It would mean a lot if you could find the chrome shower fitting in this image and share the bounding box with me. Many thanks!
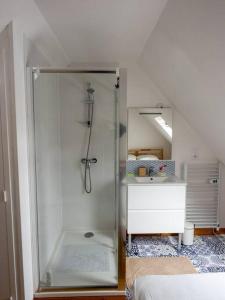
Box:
[86,83,95,128]
[82,83,96,193]
[81,158,97,168]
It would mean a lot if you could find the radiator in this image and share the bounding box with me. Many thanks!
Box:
[184,162,220,228]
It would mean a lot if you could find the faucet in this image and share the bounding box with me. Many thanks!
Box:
[149,166,155,176]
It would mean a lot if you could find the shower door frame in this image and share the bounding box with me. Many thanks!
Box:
[27,68,124,296]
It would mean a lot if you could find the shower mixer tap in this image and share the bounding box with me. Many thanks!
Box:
[81,158,97,167]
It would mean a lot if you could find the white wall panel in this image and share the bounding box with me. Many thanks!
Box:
[60,74,116,231]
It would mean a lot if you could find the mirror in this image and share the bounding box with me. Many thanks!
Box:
[127,107,172,160]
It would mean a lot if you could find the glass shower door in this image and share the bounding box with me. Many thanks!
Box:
[33,70,119,289]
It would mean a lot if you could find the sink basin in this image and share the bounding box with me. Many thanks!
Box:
[135,176,168,183]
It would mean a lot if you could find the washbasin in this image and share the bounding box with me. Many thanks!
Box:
[135,176,168,183]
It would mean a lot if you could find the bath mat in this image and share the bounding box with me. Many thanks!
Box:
[126,256,196,288]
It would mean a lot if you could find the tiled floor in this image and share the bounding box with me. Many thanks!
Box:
[126,235,225,273]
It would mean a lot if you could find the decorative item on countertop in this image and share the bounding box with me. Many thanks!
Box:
[158,164,167,176]
[138,166,147,177]
[149,166,155,176]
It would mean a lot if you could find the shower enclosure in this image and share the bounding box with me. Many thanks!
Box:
[31,69,120,290]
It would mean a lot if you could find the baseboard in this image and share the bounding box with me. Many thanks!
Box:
[128,228,225,237]
[194,228,225,235]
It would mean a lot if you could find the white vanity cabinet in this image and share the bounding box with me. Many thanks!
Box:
[127,180,186,250]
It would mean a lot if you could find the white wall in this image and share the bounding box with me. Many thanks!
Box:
[140,0,225,166]
[126,63,225,227]
[172,111,216,177]
[60,74,116,231]
[33,73,63,280]
[126,63,169,107]
[139,0,225,226]
[126,64,216,172]
[0,0,69,66]
[128,108,171,159]
[11,23,34,300]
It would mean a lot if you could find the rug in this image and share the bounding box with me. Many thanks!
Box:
[126,256,196,289]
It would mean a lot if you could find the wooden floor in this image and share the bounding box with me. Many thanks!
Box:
[34,297,125,300]
[194,228,225,235]
[145,228,225,237]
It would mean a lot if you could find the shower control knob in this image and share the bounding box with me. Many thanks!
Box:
[81,158,87,164]
[90,158,97,164]
[81,158,97,164]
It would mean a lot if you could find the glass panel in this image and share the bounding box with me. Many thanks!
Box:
[33,72,118,288]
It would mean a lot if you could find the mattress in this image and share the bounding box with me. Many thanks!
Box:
[128,154,137,160]
[136,155,159,160]
[133,273,225,300]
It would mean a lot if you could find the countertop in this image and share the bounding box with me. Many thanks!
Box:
[125,175,187,186]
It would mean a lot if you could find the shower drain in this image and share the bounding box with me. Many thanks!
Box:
[84,232,94,238]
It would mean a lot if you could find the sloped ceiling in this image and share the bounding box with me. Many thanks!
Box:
[140,0,225,164]
[34,0,167,63]
[3,0,223,162]
[0,0,69,65]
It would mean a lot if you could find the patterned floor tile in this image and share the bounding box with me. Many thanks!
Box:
[126,235,225,274]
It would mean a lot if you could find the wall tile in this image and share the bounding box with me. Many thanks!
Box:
[127,160,175,176]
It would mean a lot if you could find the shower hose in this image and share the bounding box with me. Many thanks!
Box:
[84,100,94,193]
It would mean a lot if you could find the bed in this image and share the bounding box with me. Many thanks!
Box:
[128,148,163,160]
[133,273,225,300]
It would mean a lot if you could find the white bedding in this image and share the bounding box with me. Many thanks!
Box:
[133,273,225,300]
[136,155,159,161]
[128,154,137,160]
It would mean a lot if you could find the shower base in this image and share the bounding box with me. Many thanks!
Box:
[42,230,118,288]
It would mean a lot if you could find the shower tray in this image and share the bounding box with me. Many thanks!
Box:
[41,230,118,288]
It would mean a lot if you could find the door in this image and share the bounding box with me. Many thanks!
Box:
[0,24,18,300]
[0,116,11,299]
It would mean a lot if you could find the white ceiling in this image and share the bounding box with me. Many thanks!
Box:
[34,0,167,64]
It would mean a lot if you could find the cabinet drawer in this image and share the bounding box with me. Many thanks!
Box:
[127,210,185,233]
[128,185,185,210]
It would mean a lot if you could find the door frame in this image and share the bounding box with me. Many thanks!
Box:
[0,23,24,300]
